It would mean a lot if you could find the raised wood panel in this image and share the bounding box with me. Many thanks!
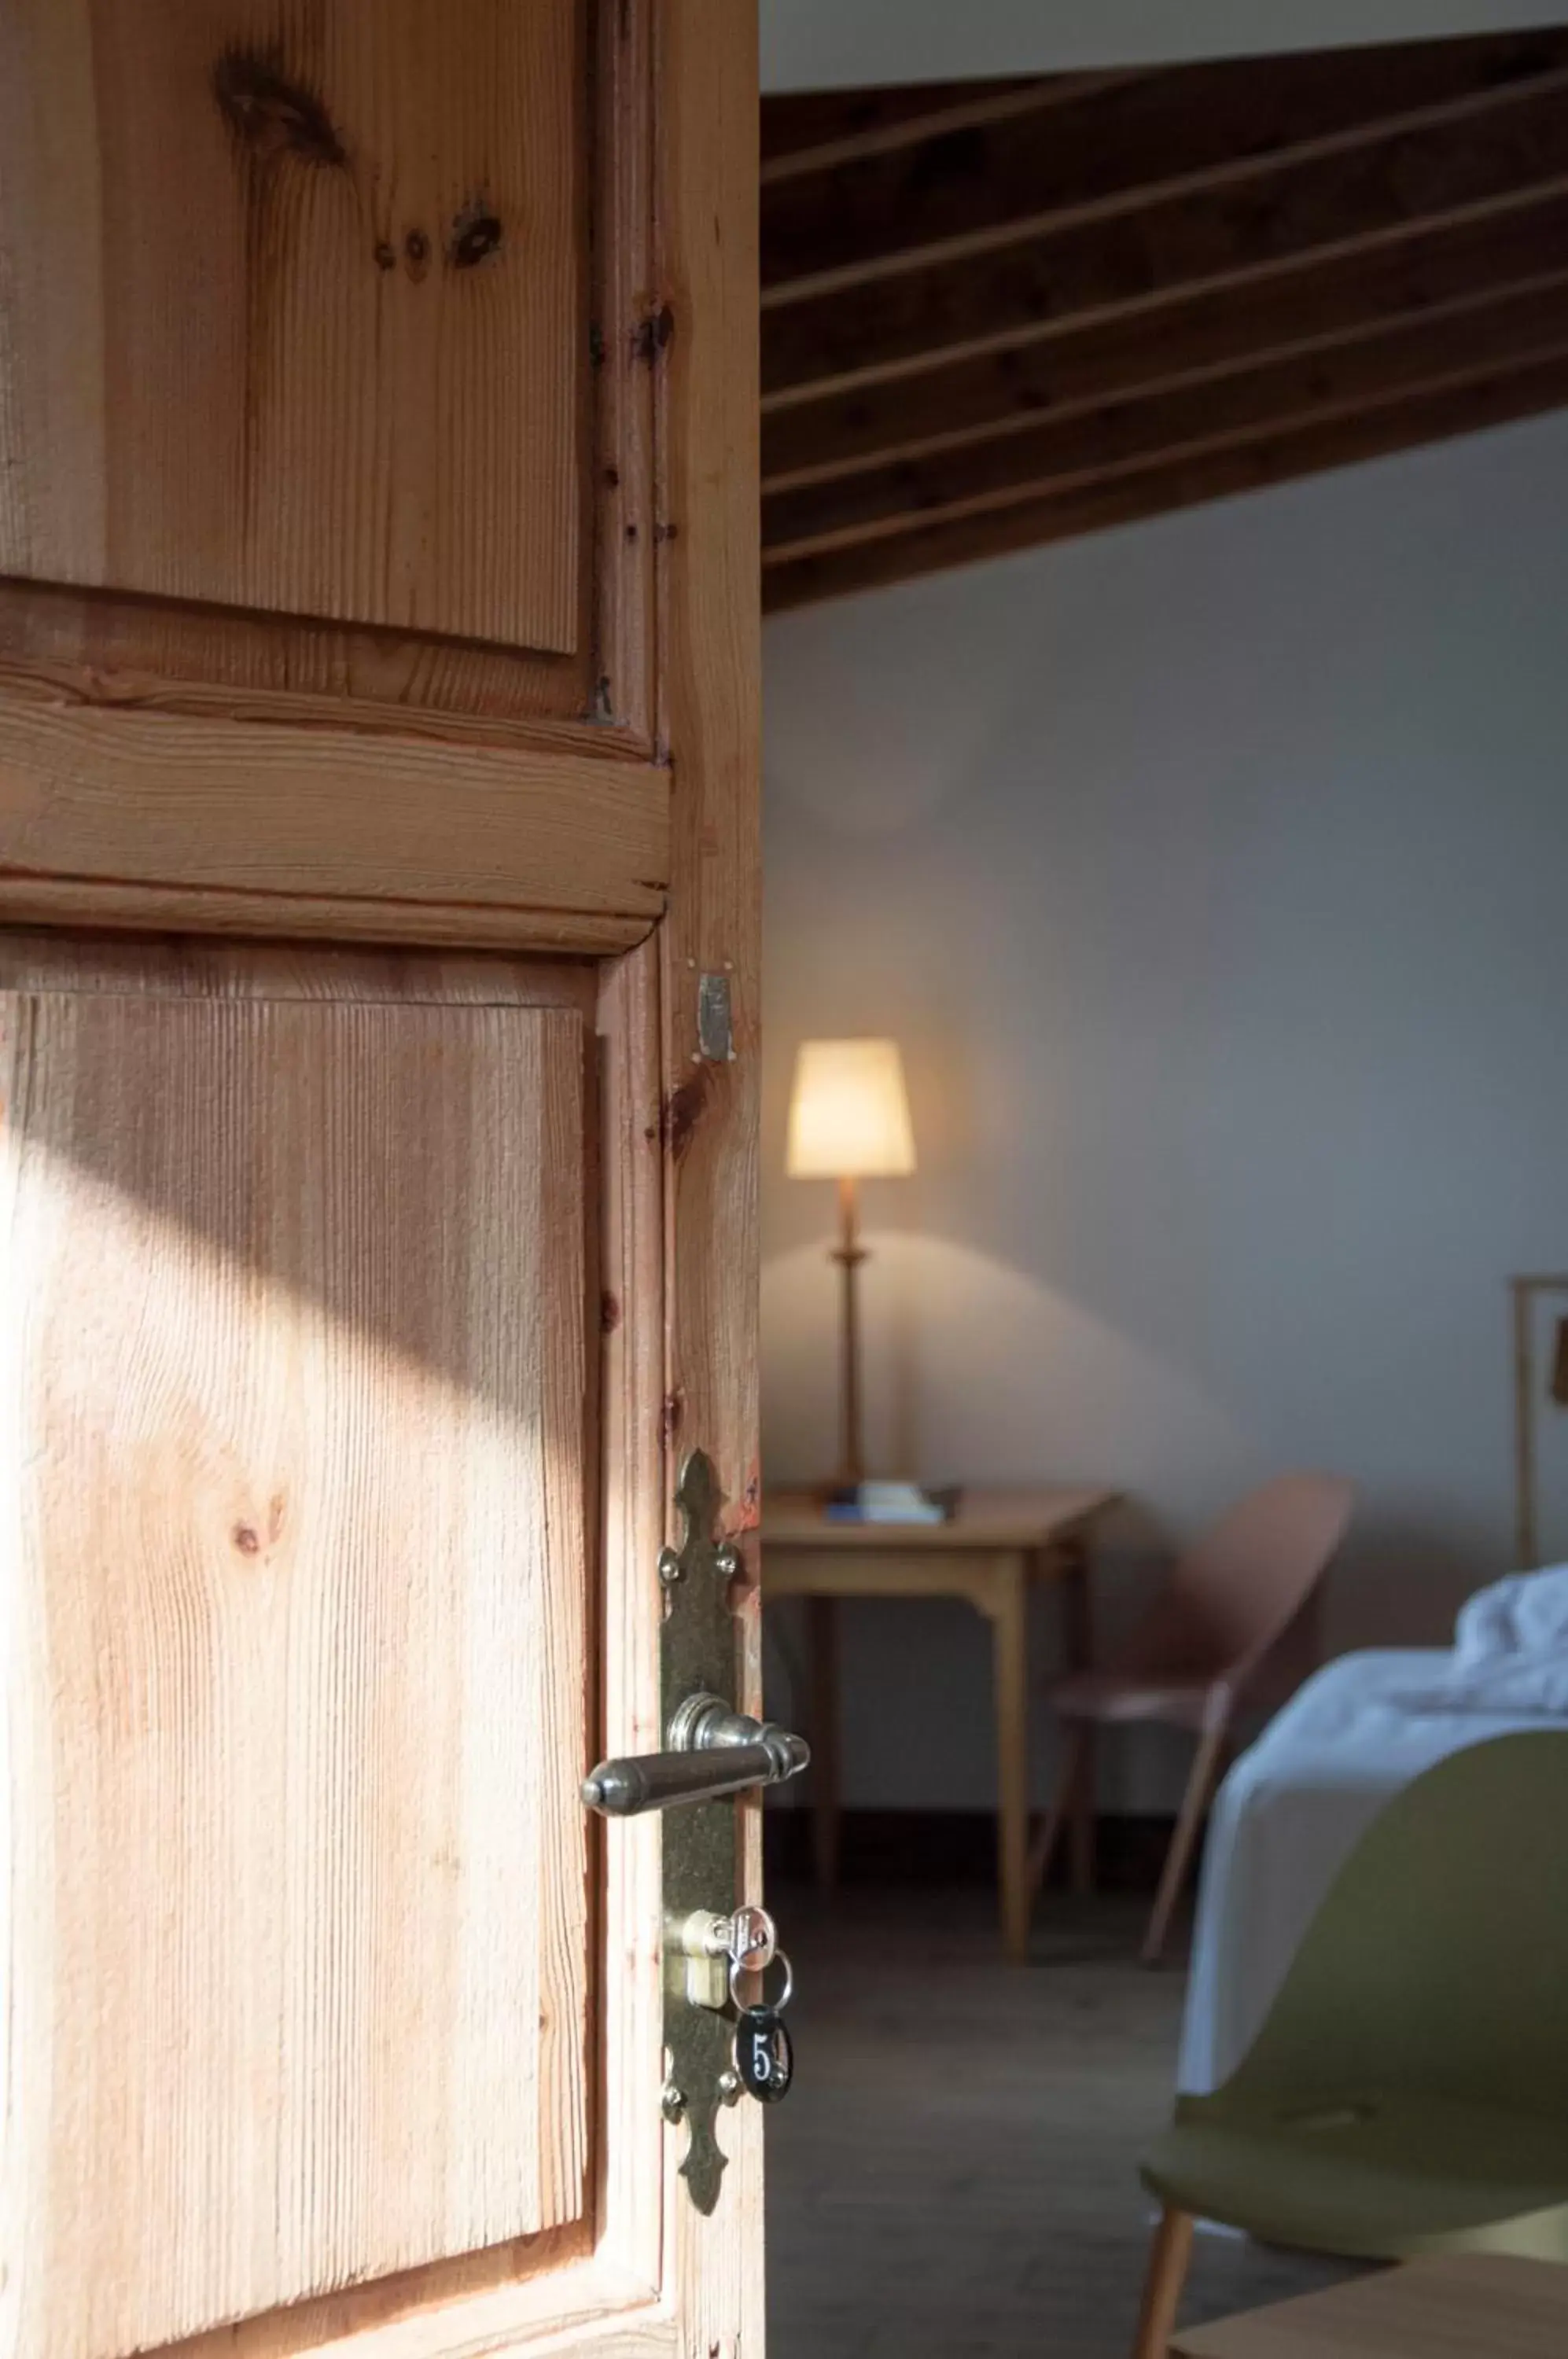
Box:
[0,0,585,654]
[0,989,593,2359]
[0,0,672,937]
[0,932,602,1012]
[0,876,654,954]
[0,577,602,737]
[0,684,669,948]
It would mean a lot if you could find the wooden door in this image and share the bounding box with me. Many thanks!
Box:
[0,5,761,2358]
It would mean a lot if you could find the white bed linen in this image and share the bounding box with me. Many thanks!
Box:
[1433,1563,1568,1713]
[1176,1648,1555,2094]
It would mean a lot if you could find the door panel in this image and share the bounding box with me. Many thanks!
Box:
[0,0,583,653]
[0,988,592,2359]
[0,0,760,2348]
[0,0,660,958]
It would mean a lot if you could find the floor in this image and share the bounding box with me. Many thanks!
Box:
[766,1886,1354,2359]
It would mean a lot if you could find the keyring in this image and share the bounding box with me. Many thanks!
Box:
[729,1947,793,2015]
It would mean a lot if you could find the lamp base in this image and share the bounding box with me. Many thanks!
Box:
[833,1176,866,1485]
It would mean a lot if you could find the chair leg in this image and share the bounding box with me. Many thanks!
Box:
[1069,1719,1097,1894]
[807,1596,841,1892]
[1143,1724,1228,1967]
[1025,1724,1087,1902]
[1130,2206,1194,2359]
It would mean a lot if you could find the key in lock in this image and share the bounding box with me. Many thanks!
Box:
[675,1904,777,2009]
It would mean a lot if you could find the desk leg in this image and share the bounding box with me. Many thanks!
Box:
[990,1554,1031,1963]
[808,1595,841,1891]
[1060,1537,1096,1895]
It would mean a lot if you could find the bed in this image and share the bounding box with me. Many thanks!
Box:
[1177,1647,1557,2093]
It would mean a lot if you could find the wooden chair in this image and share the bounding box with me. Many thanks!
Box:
[1027,1473,1353,1963]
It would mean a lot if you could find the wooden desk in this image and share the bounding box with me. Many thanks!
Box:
[1170,2254,1568,2357]
[761,1487,1119,1961]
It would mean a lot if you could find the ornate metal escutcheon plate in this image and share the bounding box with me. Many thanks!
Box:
[661,1449,745,2214]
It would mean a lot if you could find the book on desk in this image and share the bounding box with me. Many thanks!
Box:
[821,1480,962,1525]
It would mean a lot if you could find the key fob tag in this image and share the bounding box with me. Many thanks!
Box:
[734,2006,793,2103]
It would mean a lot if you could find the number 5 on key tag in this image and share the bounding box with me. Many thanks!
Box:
[729,1951,794,2103]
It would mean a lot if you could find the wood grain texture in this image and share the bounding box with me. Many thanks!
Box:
[0,0,584,653]
[0,877,651,955]
[0,0,664,745]
[1133,2209,1197,2359]
[1171,2253,1568,2357]
[0,945,671,2359]
[0,579,654,749]
[594,944,668,2305]
[652,0,764,2347]
[0,932,602,1014]
[0,683,669,939]
[0,988,593,2359]
[0,0,672,940]
[0,3,760,2353]
[156,2248,666,2359]
[0,579,602,736]
[653,0,761,1546]
[592,0,657,743]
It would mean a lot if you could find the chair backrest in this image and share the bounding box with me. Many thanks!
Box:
[1216,1731,1568,2120]
[1119,1472,1353,1688]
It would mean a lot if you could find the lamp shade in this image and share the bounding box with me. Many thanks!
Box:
[786,1038,915,1179]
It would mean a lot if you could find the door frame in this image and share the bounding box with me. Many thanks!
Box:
[523,0,767,2332]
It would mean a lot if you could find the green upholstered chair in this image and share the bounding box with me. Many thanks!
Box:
[1129,1730,1568,2358]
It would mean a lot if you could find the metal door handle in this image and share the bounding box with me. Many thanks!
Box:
[582,1691,811,1817]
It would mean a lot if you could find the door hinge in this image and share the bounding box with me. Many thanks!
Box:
[696,973,734,1063]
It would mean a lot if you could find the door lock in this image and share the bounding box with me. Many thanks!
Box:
[581,1452,802,2215]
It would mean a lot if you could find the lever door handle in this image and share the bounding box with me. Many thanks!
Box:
[582,1691,811,1817]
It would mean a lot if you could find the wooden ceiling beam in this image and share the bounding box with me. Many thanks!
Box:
[763,78,1045,173]
[762,34,1568,303]
[760,73,1133,187]
[761,197,1568,491]
[762,351,1568,610]
[761,72,1568,404]
[762,278,1568,562]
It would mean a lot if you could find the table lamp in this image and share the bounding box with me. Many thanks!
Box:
[786,1038,915,1484]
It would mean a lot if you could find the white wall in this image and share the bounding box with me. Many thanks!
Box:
[762,1,1567,90]
[760,411,1568,1812]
